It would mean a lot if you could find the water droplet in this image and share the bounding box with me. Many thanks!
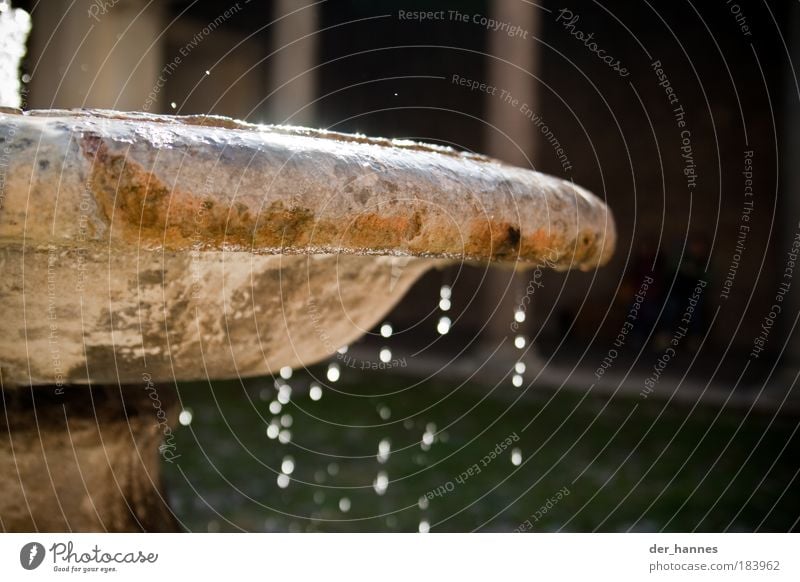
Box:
[418,496,429,510]
[514,335,526,349]
[514,310,526,323]
[437,316,451,335]
[377,438,391,463]
[378,405,391,420]
[373,471,389,495]
[327,463,339,476]
[515,362,526,374]
[281,456,295,475]
[178,409,193,426]
[170,101,177,109]
[269,400,282,415]
[279,366,293,379]
[266,423,279,439]
[338,497,351,512]
[309,384,323,401]
[280,413,293,428]
[277,473,290,488]
[511,448,522,466]
[380,323,393,337]
[21,73,30,83]
[440,285,452,299]
[379,348,392,363]
[327,363,340,382]
[422,432,434,446]
[278,429,292,444]
[418,520,430,533]
[337,345,348,354]
[512,374,523,387]
[439,297,451,311]
[277,384,292,404]
[205,70,210,75]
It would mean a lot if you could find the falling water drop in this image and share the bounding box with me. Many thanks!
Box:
[170,101,177,109]
[439,297,451,311]
[377,438,391,463]
[281,456,295,475]
[514,335,526,349]
[277,384,292,404]
[437,316,451,335]
[440,285,452,299]
[418,496,429,510]
[178,409,193,426]
[418,520,430,533]
[373,471,389,495]
[278,429,292,444]
[511,448,522,466]
[514,310,526,323]
[327,463,339,476]
[515,362,526,374]
[327,363,341,382]
[380,323,393,337]
[279,366,293,379]
[266,423,279,439]
[378,405,391,420]
[277,474,290,489]
[269,400,282,415]
[309,384,323,401]
[512,374,523,387]
[379,347,392,363]
[338,497,351,512]
[280,413,293,428]
[337,345,349,354]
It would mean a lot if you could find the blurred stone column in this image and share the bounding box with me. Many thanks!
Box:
[478,0,541,371]
[267,0,318,125]
[28,0,164,110]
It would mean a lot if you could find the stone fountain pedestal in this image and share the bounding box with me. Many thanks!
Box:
[0,108,615,531]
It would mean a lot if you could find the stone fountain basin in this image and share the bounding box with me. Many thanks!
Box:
[0,109,615,386]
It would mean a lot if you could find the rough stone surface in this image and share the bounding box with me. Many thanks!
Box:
[0,109,615,386]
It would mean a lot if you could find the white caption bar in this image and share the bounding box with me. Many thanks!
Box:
[0,533,797,580]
